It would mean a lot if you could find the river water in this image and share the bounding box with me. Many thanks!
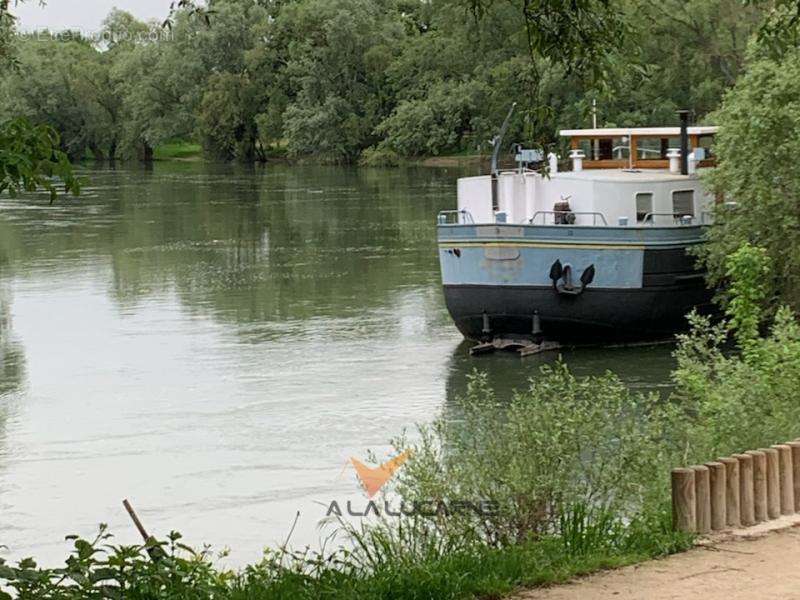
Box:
[0,163,674,567]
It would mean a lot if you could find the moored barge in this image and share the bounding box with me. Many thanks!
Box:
[437,120,718,342]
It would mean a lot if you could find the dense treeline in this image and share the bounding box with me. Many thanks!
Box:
[0,0,763,164]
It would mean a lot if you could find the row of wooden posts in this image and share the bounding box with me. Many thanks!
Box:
[671,441,800,533]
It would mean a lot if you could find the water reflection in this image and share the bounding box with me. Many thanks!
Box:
[0,283,24,535]
[443,341,676,415]
[0,288,25,397]
[0,163,674,567]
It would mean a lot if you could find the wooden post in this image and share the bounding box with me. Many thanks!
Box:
[123,498,150,542]
[692,465,711,533]
[761,447,781,519]
[122,499,163,561]
[772,444,794,515]
[672,468,696,532]
[787,441,800,512]
[718,457,740,527]
[706,461,726,530]
[746,450,768,522]
[733,453,755,526]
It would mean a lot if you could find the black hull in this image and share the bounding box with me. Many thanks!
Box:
[443,283,714,342]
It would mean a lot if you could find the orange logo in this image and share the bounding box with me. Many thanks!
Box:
[350,451,410,497]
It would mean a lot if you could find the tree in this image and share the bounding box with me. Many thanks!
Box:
[373,79,487,157]
[279,0,406,163]
[0,36,120,160]
[193,0,272,161]
[0,0,782,168]
[198,72,263,161]
[0,0,80,199]
[369,0,588,159]
[747,0,800,57]
[110,11,205,160]
[464,0,625,77]
[699,46,800,311]
[593,0,761,127]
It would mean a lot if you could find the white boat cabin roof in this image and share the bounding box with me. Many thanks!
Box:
[551,169,696,182]
[559,126,718,138]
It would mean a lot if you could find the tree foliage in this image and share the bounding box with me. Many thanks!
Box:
[0,0,770,165]
[0,117,81,203]
[699,46,800,311]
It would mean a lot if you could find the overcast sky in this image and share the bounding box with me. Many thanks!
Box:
[14,1,174,33]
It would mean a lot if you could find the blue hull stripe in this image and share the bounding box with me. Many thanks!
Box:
[437,223,706,291]
[439,246,644,289]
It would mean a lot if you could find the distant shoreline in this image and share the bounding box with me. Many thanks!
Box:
[79,143,493,168]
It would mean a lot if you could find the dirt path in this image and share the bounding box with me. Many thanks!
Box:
[518,525,800,600]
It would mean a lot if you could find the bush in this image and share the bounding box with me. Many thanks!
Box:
[0,526,229,600]
[673,245,800,462]
[391,364,680,547]
[358,145,401,167]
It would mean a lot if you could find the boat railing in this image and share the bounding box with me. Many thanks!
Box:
[529,211,608,226]
[437,209,475,225]
[641,212,701,226]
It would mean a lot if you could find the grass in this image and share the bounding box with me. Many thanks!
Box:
[262,528,690,599]
[230,539,685,600]
[0,521,692,600]
[153,141,203,161]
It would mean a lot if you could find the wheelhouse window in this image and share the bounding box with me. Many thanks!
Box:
[672,190,695,217]
[635,192,653,223]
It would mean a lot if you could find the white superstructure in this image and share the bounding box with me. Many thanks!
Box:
[454,124,719,228]
[457,169,714,227]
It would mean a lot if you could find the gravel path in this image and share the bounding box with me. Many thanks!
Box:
[518,525,800,600]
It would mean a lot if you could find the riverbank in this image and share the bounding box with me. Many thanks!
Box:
[147,141,491,167]
[0,520,692,599]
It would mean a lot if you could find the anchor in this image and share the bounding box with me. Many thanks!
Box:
[549,259,595,296]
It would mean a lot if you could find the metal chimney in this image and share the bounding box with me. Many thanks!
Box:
[677,110,689,175]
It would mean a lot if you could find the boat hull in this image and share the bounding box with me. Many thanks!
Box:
[443,283,712,341]
[438,223,713,342]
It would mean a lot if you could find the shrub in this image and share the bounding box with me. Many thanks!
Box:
[391,364,680,548]
[0,526,229,600]
[673,244,800,462]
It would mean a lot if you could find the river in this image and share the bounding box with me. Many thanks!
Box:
[0,163,674,567]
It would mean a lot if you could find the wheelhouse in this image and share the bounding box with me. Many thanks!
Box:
[560,126,718,170]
